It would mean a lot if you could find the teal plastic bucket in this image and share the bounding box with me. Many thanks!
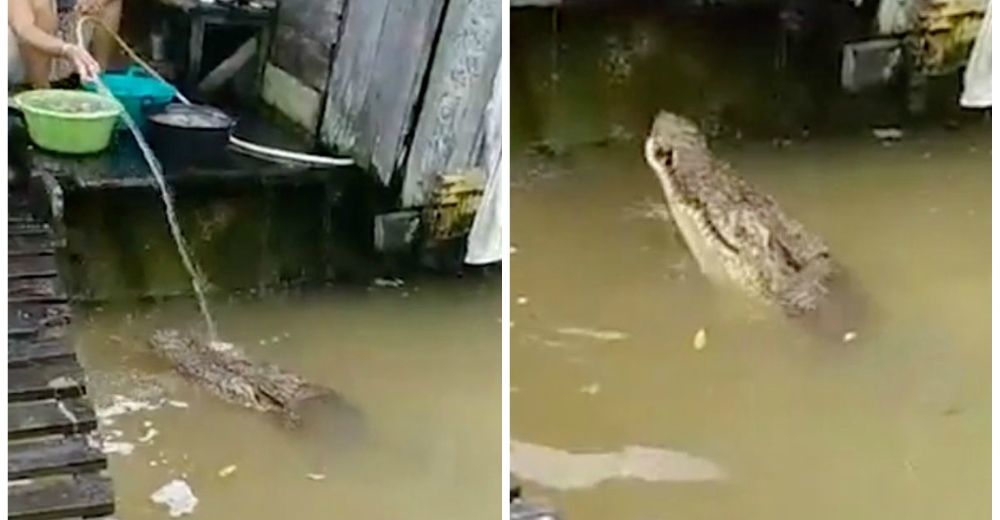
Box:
[83,66,177,130]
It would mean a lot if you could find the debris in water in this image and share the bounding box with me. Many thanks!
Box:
[168,400,190,409]
[97,395,162,419]
[580,383,601,395]
[103,441,135,456]
[151,479,199,517]
[517,296,529,305]
[555,327,628,341]
[511,246,519,254]
[872,127,903,141]
[210,341,234,352]
[47,376,77,388]
[218,465,237,478]
[57,400,79,423]
[306,473,327,481]
[694,329,708,350]
[511,440,726,490]
[139,428,159,443]
[843,331,858,343]
[373,277,405,288]
[143,420,153,428]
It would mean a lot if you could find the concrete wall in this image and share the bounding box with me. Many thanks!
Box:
[57,175,383,301]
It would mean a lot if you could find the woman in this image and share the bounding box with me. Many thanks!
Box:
[8,0,122,88]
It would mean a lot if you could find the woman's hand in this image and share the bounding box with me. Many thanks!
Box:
[62,44,101,82]
[75,0,106,15]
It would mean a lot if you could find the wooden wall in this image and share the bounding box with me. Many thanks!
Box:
[400,0,501,206]
[271,0,346,91]
[267,0,501,208]
[320,0,447,186]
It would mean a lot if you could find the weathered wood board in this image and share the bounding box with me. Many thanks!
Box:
[8,473,114,520]
[272,0,345,91]
[9,359,86,403]
[9,398,97,440]
[401,0,501,207]
[9,255,59,280]
[10,277,68,304]
[9,234,59,256]
[8,339,76,368]
[8,197,116,519]
[9,436,106,480]
[321,0,447,184]
[8,304,71,340]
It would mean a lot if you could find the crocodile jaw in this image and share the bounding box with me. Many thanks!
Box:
[644,138,732,284]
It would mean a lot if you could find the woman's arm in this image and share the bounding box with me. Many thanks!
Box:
[8,0,101,81]
[8,0,70,58]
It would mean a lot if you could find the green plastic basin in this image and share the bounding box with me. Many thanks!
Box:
[12,89,123,154]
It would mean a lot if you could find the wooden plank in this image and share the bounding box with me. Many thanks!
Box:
[8,304,72,340]
[271,0,345,90]
[9,339,76,368]
[199,37,259,94]
[364,0,448,184]
[9,359,86,402]
[9,436,106,480]
[9,473,114,520]
[9,255,59,279]
[9,234,58,256]
[9,277,68,304]
[321,0,392,163]
[9,398,97,440]
[401,0,501,206]
[9,221,50,236]
[321,0,446,185]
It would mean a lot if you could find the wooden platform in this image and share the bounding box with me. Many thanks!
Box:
[8,204,115,519]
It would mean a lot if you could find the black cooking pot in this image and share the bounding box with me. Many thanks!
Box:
[148,103,236,172]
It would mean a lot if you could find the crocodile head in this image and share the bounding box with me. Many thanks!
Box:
[643,112,738,283]
[643,111,711,201]
[642,111,845,325]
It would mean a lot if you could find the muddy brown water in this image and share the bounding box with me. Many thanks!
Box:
[511,127,990,519]
[76,278,499,519]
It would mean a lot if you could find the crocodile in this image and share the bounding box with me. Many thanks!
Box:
[643,111,863,338]
[149,329,363,431]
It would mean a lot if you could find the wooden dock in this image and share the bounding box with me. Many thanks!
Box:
[8,198,115,519]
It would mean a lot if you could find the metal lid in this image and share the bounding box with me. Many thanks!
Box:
[149,103,234,130]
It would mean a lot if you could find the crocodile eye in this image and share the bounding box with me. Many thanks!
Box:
[653,145,671,165]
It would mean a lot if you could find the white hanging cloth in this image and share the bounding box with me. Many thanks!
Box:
[961,0,992,108]
[465,67,503,265]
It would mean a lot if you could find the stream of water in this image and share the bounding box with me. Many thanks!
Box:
[105,84,218,341]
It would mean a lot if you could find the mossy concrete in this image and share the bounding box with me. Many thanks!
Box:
[55,174,388,301]
[511,6,972,152]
